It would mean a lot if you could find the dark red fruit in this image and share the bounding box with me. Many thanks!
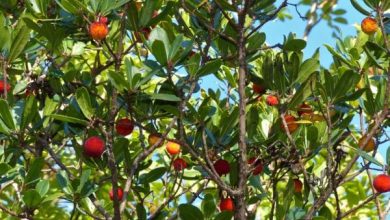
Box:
[115,118,134,136]
[293,179,303,193]
[298,103,313,117]
[173,158,187,171]
[84,136,105,158]
[109,187,123,201]
[214,159,230,176]
[248,157,263,175]
[219,197,234,212]
[252,83,265,95]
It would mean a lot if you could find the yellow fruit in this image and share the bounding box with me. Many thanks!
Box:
[358,135,375,152]
[148,134,163,147]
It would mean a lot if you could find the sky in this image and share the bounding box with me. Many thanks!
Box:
[201,0,388,164]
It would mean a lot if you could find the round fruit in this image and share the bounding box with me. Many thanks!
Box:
[298,103,313,117]
[115,118,134,136]
[89,21,109,40]
[0,80,11,94]
[84,136,105,158]
[99,16,108,24]
[248,157,263,175]
[166,141,180,155]
[361,17,378,35]
[214,159,230,176]
[148,133,163,147]
[373,174,390,193]
[281,115,298,133]
[109,187,123,201]
[266,95,279,106]
[173,158,187,171]
[293,179,303,193]
[252,83,265,95]
[358,135,375,152]
[135,27,152,42]
[219,198,234,212]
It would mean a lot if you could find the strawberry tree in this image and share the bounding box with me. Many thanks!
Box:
[0,0,389,219]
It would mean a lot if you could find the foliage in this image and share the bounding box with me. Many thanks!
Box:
[0,0,389,219]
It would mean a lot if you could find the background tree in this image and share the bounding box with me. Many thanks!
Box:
[0,0,389,219]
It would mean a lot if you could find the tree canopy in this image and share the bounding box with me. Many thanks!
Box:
[0,0,389,219]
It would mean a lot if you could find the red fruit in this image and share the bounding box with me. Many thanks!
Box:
[214,159,230,176]
[0,80,11,94]
[135,27,152,42]
[373,174,390,193]
[281,115,298,133]
[115,118,134,136]
[252,83,265,95]
[188,50,196,59]
[248,157,263,175]
[219,198,234,212]
[99,16,108,24]
[266,95,279,106]
[84,136,105,158]
[298,103,313,117]
[173,158,187,171]
[293,179,303,193]
[109,187,123,201]
[89,21,109,40]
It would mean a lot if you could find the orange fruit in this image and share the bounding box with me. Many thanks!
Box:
[166,141,180,155]
[89,21,109,40]
[281,115,298,133]
[358,135,375,152]
[361,17,378,35]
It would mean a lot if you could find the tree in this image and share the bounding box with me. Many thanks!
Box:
[0,0,389,219]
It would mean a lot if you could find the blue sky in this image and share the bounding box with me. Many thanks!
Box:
[200,1,388,163]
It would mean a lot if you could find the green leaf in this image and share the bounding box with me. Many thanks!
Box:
[56,171,73,194]
[23,189,42,208]
[197,59,222,77]
[294,58,319,84]
[152,40,168,65]
[138,167,166,184]
[214,211,233,220]
[49,114,89,126]
[324,44,353,67]
[36,179,50,197]
[386,146,390,167]
[284,39,307,52]
[347,145,382,166]
[150,93,181,102]
[71,42,86,56]
[0,99,15,129]
[139,0,157,27]
[25,157,45,187]
[350,0,371,16]
[21,94,38,130]
[0,163,11,176]
[75,87,94,120]
[8,22,30,62]
[136,203,147,220]
[333,70,360,101]
[168,34,183,60]
[108,71,127,92]
[201,194,216,218]
[178,204,204,220]
[77,169,91,193]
